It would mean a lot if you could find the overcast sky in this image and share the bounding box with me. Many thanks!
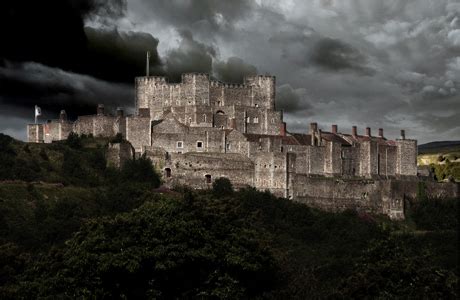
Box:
[1,0,459,143]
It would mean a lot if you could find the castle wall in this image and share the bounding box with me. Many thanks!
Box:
[106,141,135,168]
[126,116,150,152]
[254,152,288,197]
[27,124,44,143]
[396,139,417,176]
[291,177,405,219]
[161,153,254,189]
[324,141,342,176]
[307,146,325,175]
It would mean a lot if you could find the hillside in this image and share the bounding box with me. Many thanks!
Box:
[417,140,460,181]
[0,133,458,298]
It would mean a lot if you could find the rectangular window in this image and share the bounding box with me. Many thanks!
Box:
[177,141,183,148]
[226,143,231,150]
[197,141,203,149]
[253,117,259,124]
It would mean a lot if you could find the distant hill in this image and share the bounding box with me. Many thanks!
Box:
[418,141,460,154]
[417,140,460,181]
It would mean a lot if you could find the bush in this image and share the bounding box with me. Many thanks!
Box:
[212,177,234,196]
[121,155,161,188]
[66,132,82,149]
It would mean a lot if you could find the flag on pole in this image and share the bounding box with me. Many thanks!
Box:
[35,105,41,124]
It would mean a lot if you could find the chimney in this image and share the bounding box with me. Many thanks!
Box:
[400,129,406,140]
[332,124,338,134]
[366,127,371,137]
[352,126,357,137]
[280,122,287,136]
[59,110,67,121]
[230,118,237,130]
[97,104,105,116]
[116,107,124,117]
[310,122,318,133]
[378,128,384,138]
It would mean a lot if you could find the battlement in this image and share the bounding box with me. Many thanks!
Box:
[210,80,248,89]
[135,76,168,83]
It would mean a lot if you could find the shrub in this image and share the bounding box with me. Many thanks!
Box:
[66,132,82,149]
[212,177,234,196]
[121,155,161,188]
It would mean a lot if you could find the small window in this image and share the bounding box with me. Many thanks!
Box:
[205,174,212,183]
[203,114,207,123]
[189,118,192,124]
[253,117,259,124]
[177,141,183,148]
[165,168,171,178]
[246,117,250,122]
[226,143,231,150]
[197,141,203,148]
[255,103,259,107]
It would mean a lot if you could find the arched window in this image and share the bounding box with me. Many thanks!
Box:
[165,168,171,178]
[205,174,211,183]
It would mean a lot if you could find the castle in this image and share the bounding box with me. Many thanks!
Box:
[27,73,458,219]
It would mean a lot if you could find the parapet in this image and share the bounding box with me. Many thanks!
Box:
[135,76,168,84]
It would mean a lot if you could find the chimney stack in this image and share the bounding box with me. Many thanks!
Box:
[280,122,287,136]
[59,110,67,121]
[310,122,318,133]
[378,128,384,138]
[352,126,357,137]
[400,129,406,140]
[97,104,105,116]
[366,127,371,137]
[116,107,124,117]
[332,124,338,134]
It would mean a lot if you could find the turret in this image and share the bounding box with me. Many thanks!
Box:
[97,104,105,116]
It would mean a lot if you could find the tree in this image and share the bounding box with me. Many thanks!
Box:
[212,177,234,196]
[121,155,161,188]
[20,200,276,298]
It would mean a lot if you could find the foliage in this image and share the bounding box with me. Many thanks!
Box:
[212,177,234,197]
[0,133,457,298]
[65,132,82,149]
[409,197,458,231]
[110,133,124,143]
[336,235,457,299]
[120,154,161,188]
[18,199,276,298]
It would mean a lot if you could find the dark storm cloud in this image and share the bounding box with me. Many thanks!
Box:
[132,0,253,37]
[165,30,216,82]
[310,38,375,75]
[213,57,257,84]
[276,85,313,115]
[84,27,162,82]
[0,62,133,119]
[0,0,160,83]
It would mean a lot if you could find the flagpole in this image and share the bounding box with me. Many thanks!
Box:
[35,106,37,124]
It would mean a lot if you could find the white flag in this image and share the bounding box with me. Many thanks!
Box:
[35,105,41,117]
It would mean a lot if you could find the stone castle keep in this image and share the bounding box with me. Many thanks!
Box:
[27,73,458,219]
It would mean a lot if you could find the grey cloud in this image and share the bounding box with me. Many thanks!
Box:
[0,62,133,119]
[310,38,375,75]
[213,57,257,83]
[276,84,313,115]
[165,30,216,82]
